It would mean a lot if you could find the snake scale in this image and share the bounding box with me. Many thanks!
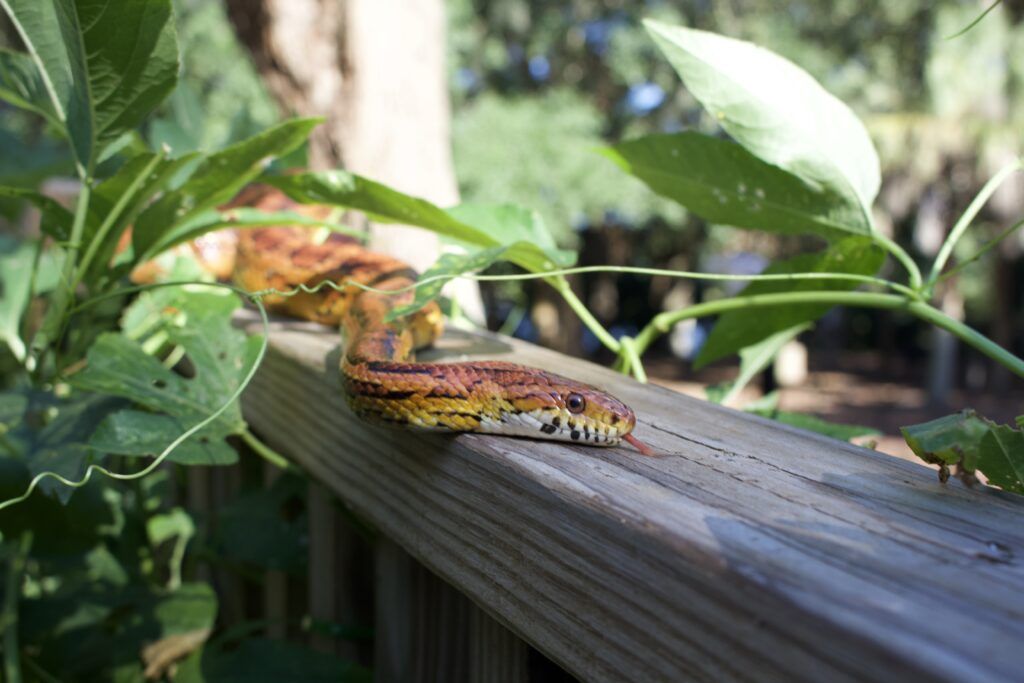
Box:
[169,185,648,454]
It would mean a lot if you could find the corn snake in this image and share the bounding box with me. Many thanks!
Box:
[155,185,648,454]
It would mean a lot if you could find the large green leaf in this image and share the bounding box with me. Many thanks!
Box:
[977,425,1024,494]
[0,0,179,170]
[133,118,322,260]
[0,47,61,127]
[695,237,885,368]
[645,20,880,214]
[76,0,179,149]
[603,132,870,240]
[0,388,124,503]
[264,171,573,273]
[72,289,261,466]
[0,0,94,168]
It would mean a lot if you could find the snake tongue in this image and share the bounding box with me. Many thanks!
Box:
[623,433,656,457]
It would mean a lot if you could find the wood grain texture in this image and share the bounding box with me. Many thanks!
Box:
[238,312,1024,683]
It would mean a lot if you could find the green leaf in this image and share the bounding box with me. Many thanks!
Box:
[0,237,36,360]
[209,474,307,573]
[0,388,124,503]
[76,0,179,150]
[0,0,179,171]
[445,202,575,268]
[264,172,574,274]
[133,118,322,259]
[0,47,61,127]
[81,150,201,283]
[977,425,1024,493]
[706,324,809,405]
[90,410,237,465]
[0,184,75,240]
[603,132,870,240]
[644,19,880,213]
[0,0,94,169]
[146,207,365,259]
[769,411,880,441]
[695,237,885,368]
[385,246,511,322]
[900,410,991,468]
[72,288,260,467]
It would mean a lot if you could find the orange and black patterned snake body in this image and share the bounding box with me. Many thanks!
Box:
[176,187,645,452]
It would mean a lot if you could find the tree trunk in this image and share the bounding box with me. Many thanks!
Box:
[224,0,482,318]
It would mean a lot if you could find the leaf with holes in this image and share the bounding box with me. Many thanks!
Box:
[0,387,125,503]
[72,288,260,466]
[900,410,992,470]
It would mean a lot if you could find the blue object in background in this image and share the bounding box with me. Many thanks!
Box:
[529,55,551,82]
[625,82,665,115]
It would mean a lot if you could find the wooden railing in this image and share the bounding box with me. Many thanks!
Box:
[237,312,1024,682]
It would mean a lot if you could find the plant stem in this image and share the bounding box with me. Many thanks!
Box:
[547,276,620,353]
[938,217,1024,283]
[2,531,32,683]
[618,337,647,383]
[30,181,92,373]
[240,428,297,472]
[873,231,922,292]
[73,152,165,291]
[631,290,1024,379]
[927,158,1023,291]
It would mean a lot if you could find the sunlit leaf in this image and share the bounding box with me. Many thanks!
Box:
[604,132,870,240]
[645,20,880,214]
[264,172,574,274]
[385,246,510,322]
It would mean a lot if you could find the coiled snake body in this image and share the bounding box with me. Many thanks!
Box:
[177,186,646,454]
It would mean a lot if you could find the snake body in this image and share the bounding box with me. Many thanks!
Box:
[183,186,644,452]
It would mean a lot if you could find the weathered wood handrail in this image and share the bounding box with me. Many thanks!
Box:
[239,312,1024,682]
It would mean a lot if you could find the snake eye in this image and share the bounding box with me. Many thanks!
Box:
[566,393,586,414]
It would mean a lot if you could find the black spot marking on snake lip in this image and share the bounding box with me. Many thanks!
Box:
[570,430,581,441]
[552,416,561,427]
[540,423,558,435]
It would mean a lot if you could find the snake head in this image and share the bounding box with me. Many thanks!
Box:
[492,368,638,448]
